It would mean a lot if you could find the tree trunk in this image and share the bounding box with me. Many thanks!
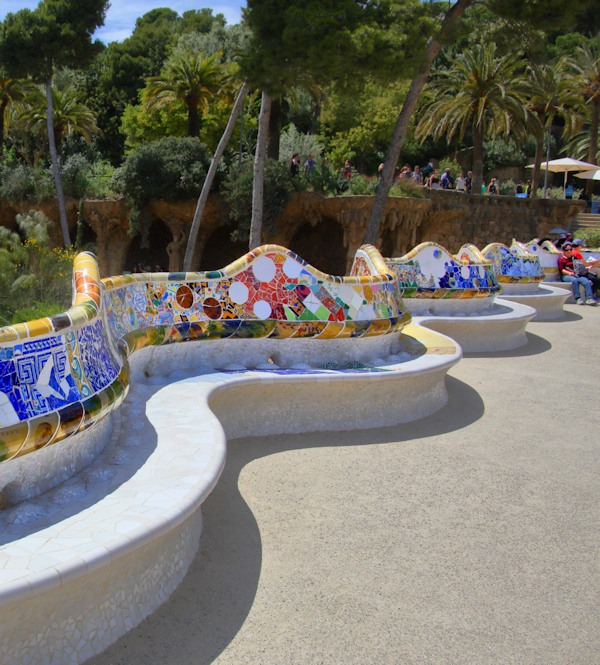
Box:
[188,99,201,138]
[587,100,599,196]
[530,134,544,200]
[249,90,271,250]
[0,100,6,154]
[183,82,249,271]
[471,120,484,193]
[267,97,282,160]
[46,81,70,246]
[364,0,473,245]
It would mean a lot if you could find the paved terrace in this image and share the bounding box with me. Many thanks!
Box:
[89,303,599,665]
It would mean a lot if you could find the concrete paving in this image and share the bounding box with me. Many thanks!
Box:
[88,304,599,665]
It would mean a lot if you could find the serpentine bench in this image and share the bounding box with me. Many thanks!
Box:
[481,241,569,320]
[0,244,460,664]
[386,242,535,352]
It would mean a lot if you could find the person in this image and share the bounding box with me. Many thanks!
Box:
[465,171,473,193]
[303,154,316,176]
[289,153,300,177]
[399,164,412,179]
[343,159,352,178]
[579,190,591,210]
[481,181,486,195]
[557,242,597,305]
[565,180,574,199]
[455,172,466,192]
[428,170,441,190]
[555,232,572,249]
[486,177,498,195]
[377,162,385,177]
[411,164,423,185]
[571,238,600,295]
[515,181,525,196]
[526,180,533,197]
[422,161,434,180]
[440,167,454,190]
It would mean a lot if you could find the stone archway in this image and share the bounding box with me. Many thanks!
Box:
[125,219,171,272]
[198,224,248,271]
[289,218,347,275]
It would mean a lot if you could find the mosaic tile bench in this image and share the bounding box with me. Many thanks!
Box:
[481,241,570,321]
[0,245,461,664]
[385,242,536,352]
[525,239,561,282]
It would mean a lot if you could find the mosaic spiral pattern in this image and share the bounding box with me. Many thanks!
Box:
[0,245,410,462]
[386,242,499,299]
[481,242,543,283]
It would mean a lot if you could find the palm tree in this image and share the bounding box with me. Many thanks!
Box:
[524,60,579,198]
[145,50,225,138]
[0,74,37,155]
[565,43,600,191]
[415,43,529,192]
[17,84,101,153]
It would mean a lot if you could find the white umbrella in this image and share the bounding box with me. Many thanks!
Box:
[573,168,600,181]
[526,158,599,196]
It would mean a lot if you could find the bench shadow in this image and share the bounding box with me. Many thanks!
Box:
[463,331,551,359]
[88,375,483,665]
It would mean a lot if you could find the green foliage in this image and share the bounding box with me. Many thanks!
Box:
[0,157,116,201]
[279,124,324,165]
[577,228,600,249]
[344,175,378,196]
[223,159,293,241]
[112,137,212,239]
[0,0,108,82]
[0,163,54,201]
[303,159,349,195]
[0,211,75,325]
[389,178,427,199]
[438,158,462,180]
[10,302,64,325]
[483,138,530,171]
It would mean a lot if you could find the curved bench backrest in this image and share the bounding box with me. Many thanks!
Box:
[481,242,543,283]
[0,245,409,462]
[524,240,560,280]
[0,253,126,463]
[387,241,499,298]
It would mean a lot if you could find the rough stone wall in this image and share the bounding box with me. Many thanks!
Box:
[0,192,584,276]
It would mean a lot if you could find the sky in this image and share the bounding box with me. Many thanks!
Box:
[0,1,245,43]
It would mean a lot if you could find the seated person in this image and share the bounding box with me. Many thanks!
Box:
[572,238,600,295]
[557,243,597,305]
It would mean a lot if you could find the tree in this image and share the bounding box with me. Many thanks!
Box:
[241,0,420,248]
[17,83,101,153]
[365,0,473,244]
[415,43,528,190]
[524,60,578,198]
[183,81,249,270]
[0,0,108,246]
[365,0,597,244]
[144,51,225,138]
[567,41,600,184]
[0,73,37,155]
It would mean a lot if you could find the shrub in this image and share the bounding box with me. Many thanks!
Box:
[223,158,293,242]
[577,228,600,249]
[0,211,75,325]
[112,137,213,240]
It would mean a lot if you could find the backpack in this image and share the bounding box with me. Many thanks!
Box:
[572,259,587,277]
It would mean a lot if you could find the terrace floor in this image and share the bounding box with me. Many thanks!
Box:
[88,303,599,665]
